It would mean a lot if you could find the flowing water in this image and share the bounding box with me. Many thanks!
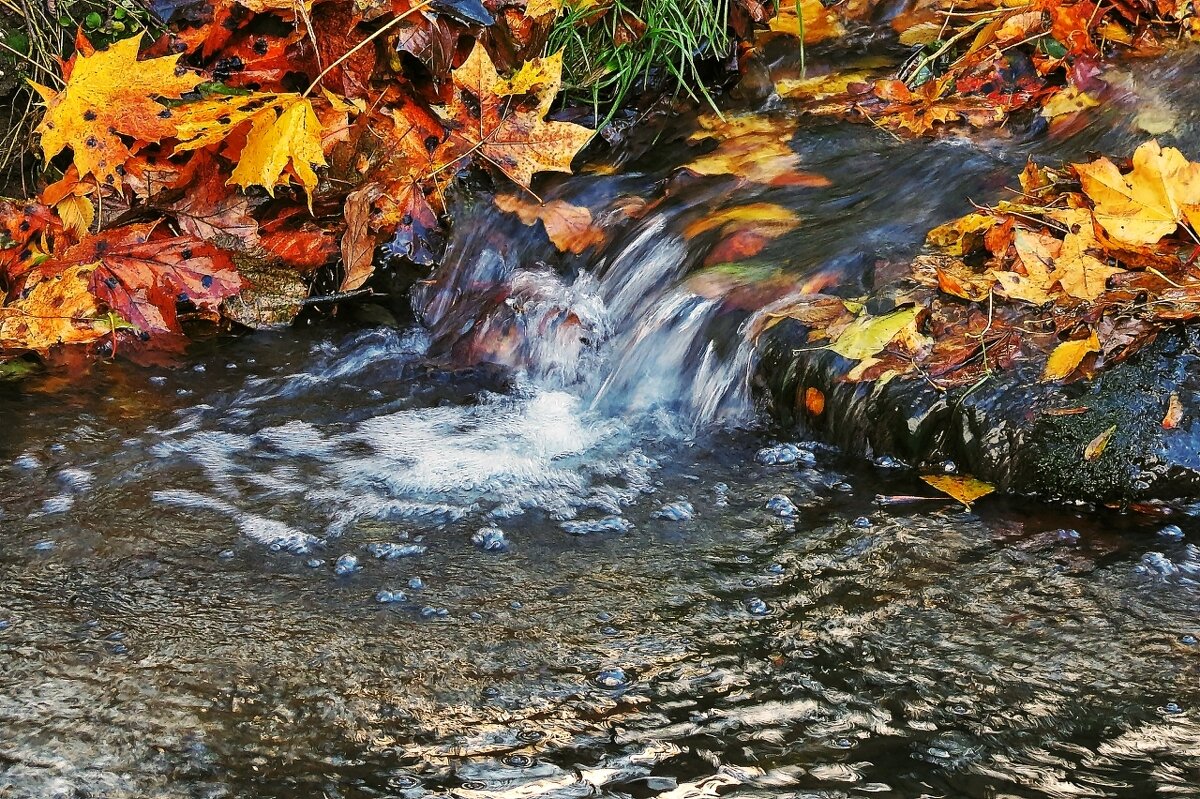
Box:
[3,51,1200,799]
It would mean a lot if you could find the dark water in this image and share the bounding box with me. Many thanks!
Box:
[3,50,1200,799]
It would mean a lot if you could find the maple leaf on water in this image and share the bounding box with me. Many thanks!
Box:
[31,35,202,186]
[174,93,328,206]
[1074,140,1200,246]
[494,194,605,254]
[433,43,593,190]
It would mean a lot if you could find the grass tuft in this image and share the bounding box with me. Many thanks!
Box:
[547,0,733,124]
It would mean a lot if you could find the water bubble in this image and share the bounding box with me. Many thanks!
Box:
[469,612,484,622]
[106,631,126,641]
[852,516,872,529]
[1138,552,1179,578]
[831,737,854,749]
[149,375,168,386]
[0,620,11,631]
[1159,524,1185,540]
[387,775,421,789]
[504,754,534,768]
[472,525,510,552]
[601,626,620,636]
[766,494,797,518]
[756,444,816,467]
[655,500,694,522]
[376,589,407,604]
[305,558,325,568]
[408,576,425,590]
[482,686,501,698]
[741,578,759,587]
[593,667,629,688]
[831,481,853,493]
[735,554,752,564]
[193,364,206,373]
[798,647,819,659]
[516,729,544,743]
[1179,634,1198,645]
[596,611,614,622]
[334,554,361,576]
[461,781,489,791]
[110,643,128,655]
[13,454,40,471]
[1161,702,1184,715]
[32,540,56,552]
[713,482,730,507]
[873,455,906,469]
[420,606,449,619]
[746,598,770,616]
[510,600,523,610]
[767,563,784,574]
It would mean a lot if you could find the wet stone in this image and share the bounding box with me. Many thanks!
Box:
[366,542,427,560]
[593,668,629,688]
[472,525,509,552]
[655,500,694,522]
[407,577,425,590]
[746,597,770,616]
[1179,634,1198,645]
[334,554,361,576]
[1159,524,1185,540]
[305,558,325,568]
[32,540,56,552]
[766,494,798,517]
[375,589,407,604]
[852,516,872,528]
[218,549,236,560]
[561,516,633,535]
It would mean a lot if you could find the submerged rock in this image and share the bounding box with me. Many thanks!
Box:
[655,500,694,521]
[561,516,633,535]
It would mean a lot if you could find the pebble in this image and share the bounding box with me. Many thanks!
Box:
[375,589,407,604]
[1159,524,1185,540]
[755,443,816,467]
[408,576,425,590]
[218,549,236,560]
[852,516,872,529]
[472,525,510,552]
[655,501,694,522]
[366,542,426,560]
[305,558,325,569]
[32,540,56,552]
[593,667,629,688]
[334,554,361,576]
[561,516,632,535]
[746,598,770,616]
[766,494,798,518]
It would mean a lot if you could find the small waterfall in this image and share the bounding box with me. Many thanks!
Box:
[414,193,763,427]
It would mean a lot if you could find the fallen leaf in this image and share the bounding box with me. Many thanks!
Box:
[829,305,922,361]
[494,194,605,254]
[31,35,202,185]
[1163,392,1184,429]
[1083,424,1117,461]
[920,474,996,507]
[767,0,846,43]
[804,386,825,415]
[1074,140,1200,246]
[340,183,381,292]
[1042,331,1099,381]
[0,263,106,351]
[434,43,593,189]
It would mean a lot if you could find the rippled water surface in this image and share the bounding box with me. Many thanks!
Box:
[4,49,1200,799]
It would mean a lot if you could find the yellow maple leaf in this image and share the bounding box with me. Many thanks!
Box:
[31,34,202,185]
[0,263,106,351]
[920,474,995,508]
[1074,140,1200,246]
[434,43,593,190]
[175,93,327,206]
[494,51,563,97]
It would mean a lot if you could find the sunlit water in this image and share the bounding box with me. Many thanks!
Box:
[4,50,1200,799]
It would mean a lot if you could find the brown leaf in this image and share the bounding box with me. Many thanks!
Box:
[1163,392,1184,429]
[340,183,381,292]
[494,194,606,254]
[919,474,996,507]
[1083,424,1117,461]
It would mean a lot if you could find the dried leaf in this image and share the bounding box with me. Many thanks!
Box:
[829,305,921,361]
[494,194,605,254]
[1163,392,1184,429]
[1083,424,1117,461]
[804,386,825,416]
[1042,331,1099,381]
[920,474,995,507]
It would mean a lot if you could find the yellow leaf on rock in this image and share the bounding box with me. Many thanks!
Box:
[1042,331,1099,381]
[1074,140,1200,246]
[31,34,202,185]
[1083,424,1117,461]
[920,474,995,507]
[829,305,921,361]
[0,263,106,351]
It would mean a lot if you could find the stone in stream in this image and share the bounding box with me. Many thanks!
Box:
[755,443,816,466]
[334,554,361,576]
[365,542,426,560]
[561,516,632,535]
[375,589,407,604]
[472,525,509,552]
[655,500,694,521]
[756,322,1200,504]
[766,494,798,517]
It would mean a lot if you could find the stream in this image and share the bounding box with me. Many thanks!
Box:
[3,47,1200,799]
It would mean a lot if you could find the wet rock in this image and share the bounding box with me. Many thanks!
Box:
[1159,524,1185,540]
[755,443,816,466]
[655,500,694,521]
[755,322,1200,504]
[407,576,425,590]
[593,667,629,688]
[766,494,798,517]
[365,542,427,560]
[472,525,509,552]
[334,554,361,576]
[561,516,633,535]
[746,597,770,616]
[375,589,407,604]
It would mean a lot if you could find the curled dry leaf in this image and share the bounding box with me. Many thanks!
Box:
[1083,424,1117,461]
[1163,392,1184,429]
[919,474,996,508]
